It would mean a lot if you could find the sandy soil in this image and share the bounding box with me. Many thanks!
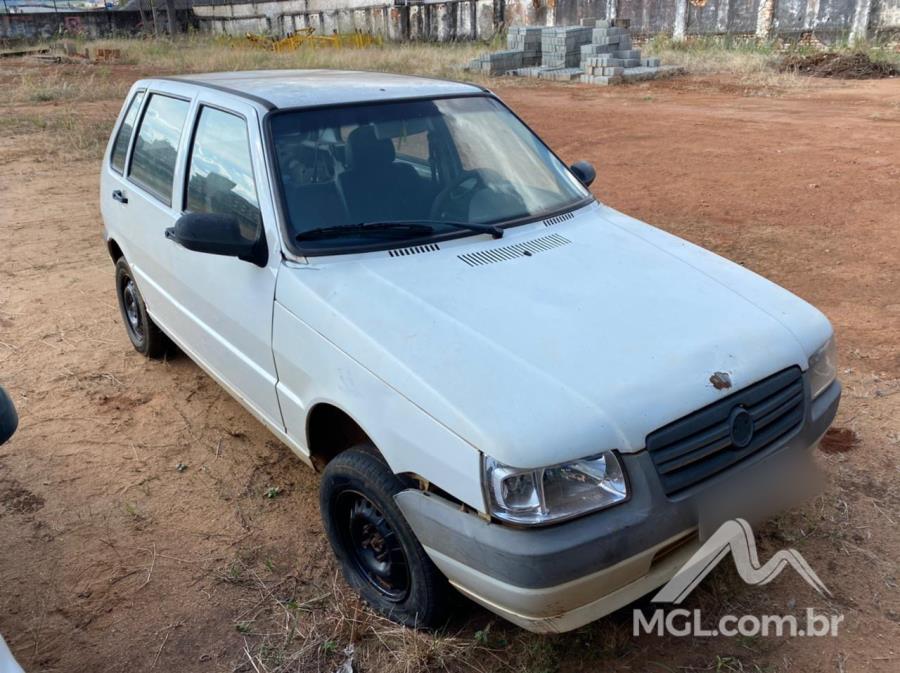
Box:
[0,62,898,673]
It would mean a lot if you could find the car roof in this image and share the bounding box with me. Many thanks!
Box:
[158,70,486,110]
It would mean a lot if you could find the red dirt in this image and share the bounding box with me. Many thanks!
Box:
[820,427,861,454]
[778,52,900,79]
[1,65,899,672]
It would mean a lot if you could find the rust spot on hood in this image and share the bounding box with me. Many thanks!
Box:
[710,372,733,390]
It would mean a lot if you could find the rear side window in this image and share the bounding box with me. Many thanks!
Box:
[110,90,144,173]
[129,93,190,206]
[185,106,261,239]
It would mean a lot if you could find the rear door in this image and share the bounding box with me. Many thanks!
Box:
[101,86,145,254]
[120,88,193,328]
[161,99,283,429]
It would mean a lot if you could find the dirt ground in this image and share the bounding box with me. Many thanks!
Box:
[0,60,898,673]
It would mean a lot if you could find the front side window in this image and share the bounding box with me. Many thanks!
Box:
[269,95,590,253]
[185,107,261,241]
[129,93,190,205]
[110,90,144,173]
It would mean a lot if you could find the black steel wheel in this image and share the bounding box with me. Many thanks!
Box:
[337,489,410,601]
[320,446,450,628]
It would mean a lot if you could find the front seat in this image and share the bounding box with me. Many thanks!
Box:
[338,125,422,223]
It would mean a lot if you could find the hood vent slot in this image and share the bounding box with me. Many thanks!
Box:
[389,243,440,257]
[458,233,571,267]
[543,211,575,227]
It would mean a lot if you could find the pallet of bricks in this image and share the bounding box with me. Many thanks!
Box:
[580,18,659,85]
[466,17,669,86]
[534,25,592,81]
[466,26,541,75]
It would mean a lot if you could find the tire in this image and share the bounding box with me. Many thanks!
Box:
[115,257,169,358]
[320,446,450,628]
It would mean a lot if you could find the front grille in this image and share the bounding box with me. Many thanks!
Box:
[647,367,805,496]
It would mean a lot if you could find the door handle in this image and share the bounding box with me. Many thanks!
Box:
[112,189,128,204]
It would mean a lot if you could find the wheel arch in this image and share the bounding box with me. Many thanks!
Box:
[306,401,378,471]
[107,238,124,264]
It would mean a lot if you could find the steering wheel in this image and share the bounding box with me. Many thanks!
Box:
[430,170,485,221]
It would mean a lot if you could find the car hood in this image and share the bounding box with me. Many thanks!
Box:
[276,202,832,468]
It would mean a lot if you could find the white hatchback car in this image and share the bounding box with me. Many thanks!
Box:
[101,70,840,633]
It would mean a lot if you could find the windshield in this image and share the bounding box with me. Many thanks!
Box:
[269,95,591,253]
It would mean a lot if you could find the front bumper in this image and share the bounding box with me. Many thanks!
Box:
[395,377,841,633]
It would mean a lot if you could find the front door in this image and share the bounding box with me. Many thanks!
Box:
[160,101,283,430]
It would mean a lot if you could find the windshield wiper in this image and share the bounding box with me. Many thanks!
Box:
[391,219,504,239]
[296,220,504,243]
[296,222,434,242]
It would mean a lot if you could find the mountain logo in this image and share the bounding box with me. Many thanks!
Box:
[653,518,830,604]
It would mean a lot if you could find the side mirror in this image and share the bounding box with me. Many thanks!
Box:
[0,386,18,446]
[570,161,596,188]
[166,213,267,267]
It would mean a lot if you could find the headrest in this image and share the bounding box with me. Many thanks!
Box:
[346,125,395,169]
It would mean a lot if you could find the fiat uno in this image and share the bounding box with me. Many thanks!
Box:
[100,71,840,632]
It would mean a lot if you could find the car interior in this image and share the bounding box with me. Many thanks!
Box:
[276,117,443,231]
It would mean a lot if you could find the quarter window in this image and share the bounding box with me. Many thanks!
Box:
[110,90,144,173]
[185,106,261,239]
[129,93,190,205]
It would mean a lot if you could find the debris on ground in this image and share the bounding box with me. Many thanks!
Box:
[15,42,124,65]
[466,18,683,85]
[0,46,49,59]
[778,51,899,79]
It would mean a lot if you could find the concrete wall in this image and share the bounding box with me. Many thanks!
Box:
[192,0,899,41]
[190,0,501,40]
[1,0,895,41]
[0,9,195,40]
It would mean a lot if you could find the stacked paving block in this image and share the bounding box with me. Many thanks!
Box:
[540,26,593,69]
[466,49,525,75]
[582,55,625,85]
[466,17,683,86]
[537,67,585,81]
[467,25,541,74]
[507,26,542,65]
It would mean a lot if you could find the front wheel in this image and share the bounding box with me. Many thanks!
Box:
[319,446,450,628]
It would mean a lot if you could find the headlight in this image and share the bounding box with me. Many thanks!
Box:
[808,336,837,399]
[483,451,627,526]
